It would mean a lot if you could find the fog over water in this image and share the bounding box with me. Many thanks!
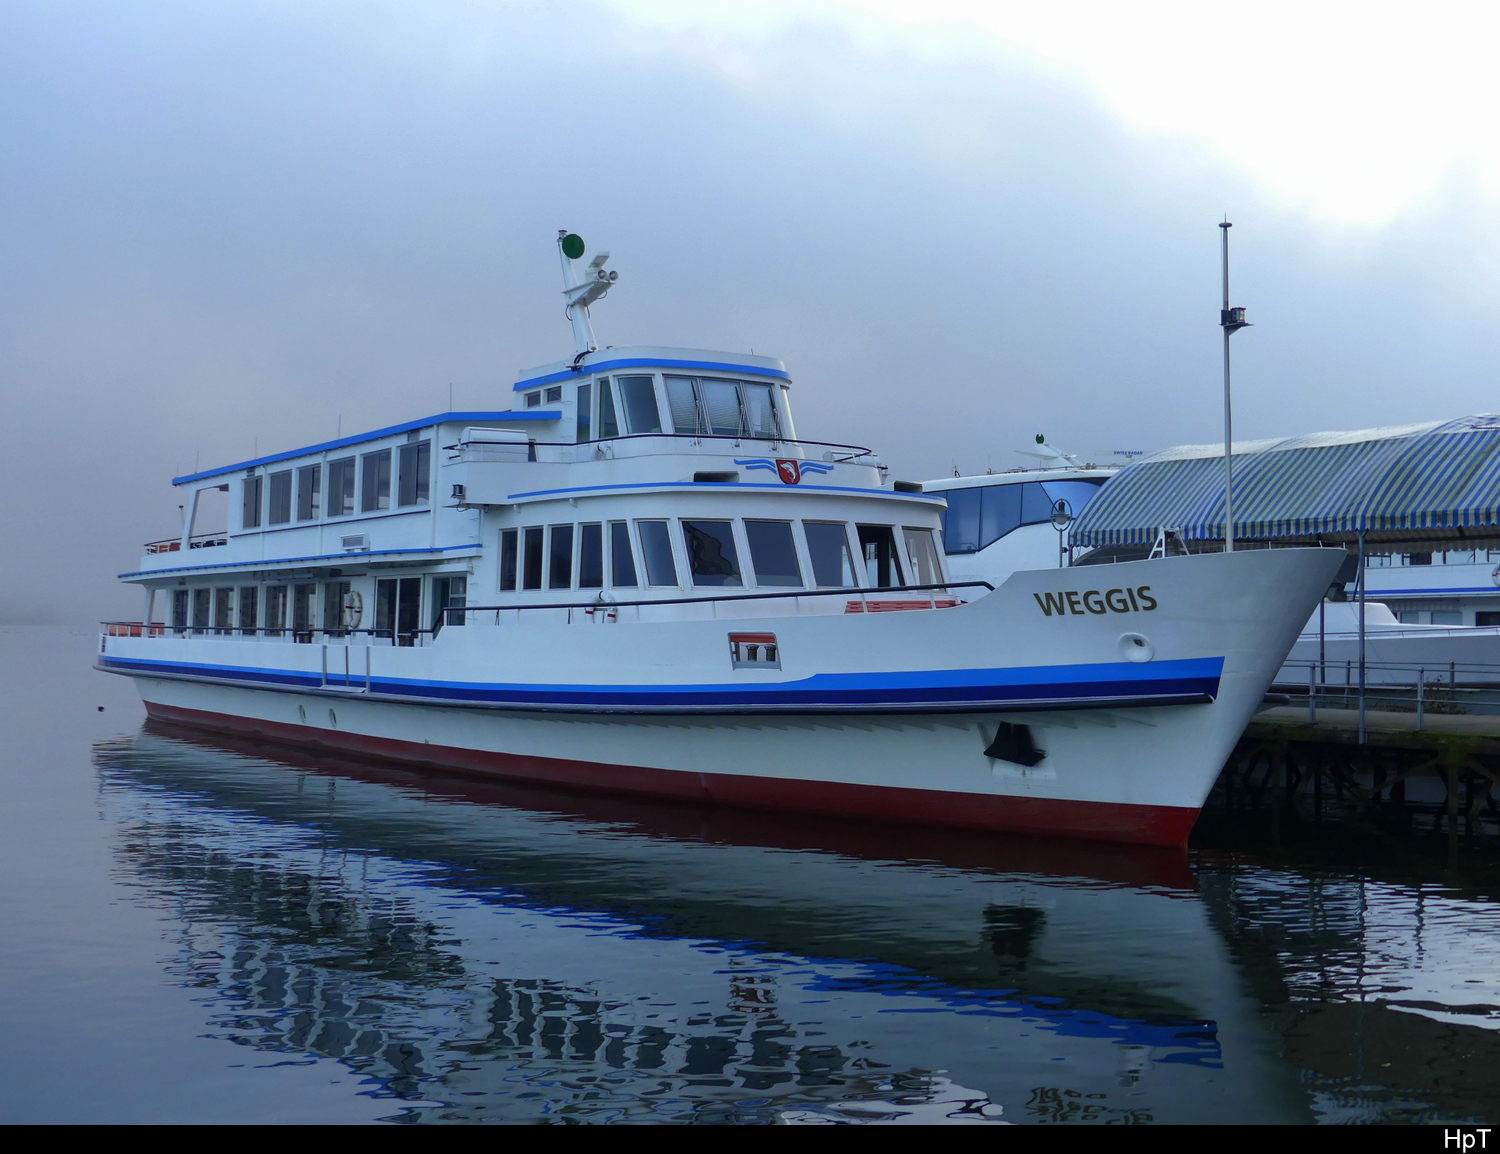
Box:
[5,1,1500,623]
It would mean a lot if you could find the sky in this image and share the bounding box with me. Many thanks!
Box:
[5,0,1500,621]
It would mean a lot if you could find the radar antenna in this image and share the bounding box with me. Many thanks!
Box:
[556,230,619,358]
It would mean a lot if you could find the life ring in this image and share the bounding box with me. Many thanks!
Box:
[341,590,364,630]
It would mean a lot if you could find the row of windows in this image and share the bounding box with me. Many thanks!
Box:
[522,374,785,445]
[169,575,466,639]
[498,518,943,593]
[927,479,1107,555]
[241,439,431,529]
[1367,549,1500,568]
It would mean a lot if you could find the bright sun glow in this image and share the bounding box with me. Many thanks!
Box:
[605,0,1500,227]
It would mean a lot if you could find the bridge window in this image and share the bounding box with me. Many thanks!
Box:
[397,440,430,506]
[525,391,542,408]
[597,379,620,438]
[242,476,262,529]
[663,376,782,439]
[296,464,321,520]
[545,386,562,403]
[575,383,593,443]
[683,520,742,587]
[268,470,293,525]
[745,520,801,586]
[804,522,858,587]
[361,449,391,512]
[617,376,661,434]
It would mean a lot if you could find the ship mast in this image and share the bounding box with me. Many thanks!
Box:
[557,231,619,357]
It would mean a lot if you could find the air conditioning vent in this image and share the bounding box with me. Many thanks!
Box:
[341,534,370,552]
[892,481,923,493]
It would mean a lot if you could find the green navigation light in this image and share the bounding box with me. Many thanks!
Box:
[561,233,585,260]
[1035,434,1046,444]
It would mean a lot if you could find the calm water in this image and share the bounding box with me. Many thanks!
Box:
[3,628,1498,1125]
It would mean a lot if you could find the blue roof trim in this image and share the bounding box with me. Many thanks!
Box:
[1362,586,1500,597]
[172,412,561,486]
[97,654,1222,712]
[119,544,478,580]
[514,357,791,391]
[506,481,943,502]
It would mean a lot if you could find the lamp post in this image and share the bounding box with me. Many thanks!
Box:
[1219,222,1251,552]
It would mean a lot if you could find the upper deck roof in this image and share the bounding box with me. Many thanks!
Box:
[171,410,560,487]
[921,467,1118,493]
[513,346,789,392]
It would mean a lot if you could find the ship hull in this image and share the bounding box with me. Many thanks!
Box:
[103,548,1348,848]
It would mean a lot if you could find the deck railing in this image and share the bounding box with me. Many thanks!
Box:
[143,532,229,555]
[446,431,881,467]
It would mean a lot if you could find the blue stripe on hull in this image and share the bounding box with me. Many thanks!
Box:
[99,654,1224,713]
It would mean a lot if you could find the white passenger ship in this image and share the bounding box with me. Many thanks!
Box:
[99,235,1345,847]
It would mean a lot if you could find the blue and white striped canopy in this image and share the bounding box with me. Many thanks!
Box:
[1071,415,1500,547]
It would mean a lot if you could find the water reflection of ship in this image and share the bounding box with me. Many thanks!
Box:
[100,723,1312,1124]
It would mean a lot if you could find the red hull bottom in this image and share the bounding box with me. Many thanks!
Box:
[143,701,1202,848]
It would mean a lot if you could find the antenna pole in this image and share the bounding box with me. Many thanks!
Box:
[1218,222,1250,552]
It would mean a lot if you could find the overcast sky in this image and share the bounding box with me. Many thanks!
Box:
[6,0,1500,621]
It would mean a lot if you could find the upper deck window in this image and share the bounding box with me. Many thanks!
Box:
[663,377,781,439]
[241,476,262,529]
[361,450,391,512]
[296,464,321,521]
[268,470,292,525]
[397,440,430,506]
[327,457,356,517]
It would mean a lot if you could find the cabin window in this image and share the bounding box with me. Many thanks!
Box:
[525,391,542,408]
[376,577,422,646]
[617,376,661,434]
[682,520,742,587]
[545,386,562,403]
[361,450,391,512]
[323,581,351,636]
[858,525,905,587]
[213,588,234,634]
[548,525,575,589]
[609,521,639,587]
[296,465,321,521]
[268,470,293,525]
[522,526,544,591]
[431,576,465,631]
[637,520,678,586]
[575,383,593,443]
[803,522,859,587]
[171,589,189,633]
[903,528,943,585]
[292,583,317,639]
[237,586,258,634]
[578,523,604,588]
[327,457,356,517]
[597,379,620,438]
[745,520,802,586]
[242,476,262,529]
[191,588,211,633]
[397,440,430,507]
[499,528,519,591]
[264,585,288,635]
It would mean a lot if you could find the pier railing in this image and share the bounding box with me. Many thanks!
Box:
[1277,659,1500,730]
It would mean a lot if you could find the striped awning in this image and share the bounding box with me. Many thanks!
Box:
[1071,415,1500,547]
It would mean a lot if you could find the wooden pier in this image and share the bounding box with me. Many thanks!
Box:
[1213,704,1500,839]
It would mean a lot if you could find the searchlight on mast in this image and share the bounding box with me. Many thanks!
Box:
[557,230,619,359]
